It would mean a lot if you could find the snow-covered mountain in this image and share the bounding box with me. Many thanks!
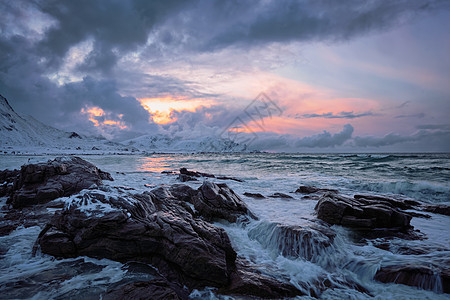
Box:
[0,94,134,154]
[1,93,248,154]
[124,134,248,153]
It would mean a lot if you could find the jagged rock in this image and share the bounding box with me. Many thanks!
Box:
[315,193,413,232]
[295,186,338,194]
[0,169,18,196]
[103,279,188,300]
[39,187,237,289]
[180,167,214,178]
[178,174,198,182]
[354,194,420,210]
[422,204,450,216]
[69,132,82,139]
[243,192,265,198]
[375,264,450,294]
[192,181,257,222]
[268,192,294,199]
[4,156,113,208]
[179,168,243,182]
[221,258,305,298]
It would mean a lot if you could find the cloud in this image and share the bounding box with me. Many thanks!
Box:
[416,124,450,130]
[353,128,450,149]
[395,113,425,118]
[246,124,354,151]
[294,124,354,148]
[296,111,376,119]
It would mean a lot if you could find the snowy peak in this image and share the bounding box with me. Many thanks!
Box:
[124,134,248,153]
[0,93,134,154]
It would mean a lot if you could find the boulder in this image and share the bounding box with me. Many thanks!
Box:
[315,193,413,232]
[178,174,198,182]
[221,258,305,298]
[179,168,243,182]
[4,156,113,208]
[295,186,338,194]
[268,192,294,199]
[248,221,336,262]
[375,264,450,294]
[39,187,237,289]
[243,192,265,198]
[191,181,257,222]
[422,204,450,216]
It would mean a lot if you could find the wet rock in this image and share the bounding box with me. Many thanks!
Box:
[268,192,294,199]
[243,192,265,198]
[354,194,419,210]
[103,279,188,300]
[375,264,450,294]
[178,174,198,182]
[39,187,237,289]
[4,156,113,208]
[315,193,413,233]
[295,186,338,194]
[422,204,450,216]
[179,168,243,182]
[248,221,336,262]
[0,169,19,197]
[180,167,214,178]
[192,181,257,222]
[221,258,304,298]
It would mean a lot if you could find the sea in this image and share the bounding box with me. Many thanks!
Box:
[1,153,449,299]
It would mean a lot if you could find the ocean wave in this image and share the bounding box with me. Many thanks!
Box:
[351,180,450,203]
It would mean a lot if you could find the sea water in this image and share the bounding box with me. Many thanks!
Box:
[0,153,449,299]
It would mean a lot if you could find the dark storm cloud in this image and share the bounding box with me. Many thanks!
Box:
[1,0,448,140]
[296,111,376,119]
[294,124,354,148]
[193,0,449,51]
[35,0,190,73]
[247,124,354,150]
[353,128,450,149]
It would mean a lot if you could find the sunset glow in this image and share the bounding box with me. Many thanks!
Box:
[81,106,127,129]
[139,97,211,124]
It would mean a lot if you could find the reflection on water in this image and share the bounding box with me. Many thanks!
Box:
[136,156,174,173]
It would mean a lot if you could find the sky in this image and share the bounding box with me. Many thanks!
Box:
[1,0,449,152]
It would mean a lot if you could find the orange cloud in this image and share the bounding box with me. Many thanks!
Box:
[139,96,212,124]
[81,106,127,129]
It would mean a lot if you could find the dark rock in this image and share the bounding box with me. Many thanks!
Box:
[103,279,188,300]
[179,168,243,182]
[179,168,214,178]
[375,264,450,294]
[268,192,294,199]
[248,221,336,262]
[69,132,82,139]
[91,146,100,150]
[422,204,450,216]
[354,194,419,210]
[0,169,18,196]
[178,174,198,182]
[221,258,304,298]
[4,156,113,208]
[243,192,265,198]
[161,170,176,174]
[192,181,257,222]
[39,187,237,289]
[315,193,413,233]
[295,186,338,194]
[216,176,243,182]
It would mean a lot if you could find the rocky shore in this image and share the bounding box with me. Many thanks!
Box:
[0,157,449,298]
